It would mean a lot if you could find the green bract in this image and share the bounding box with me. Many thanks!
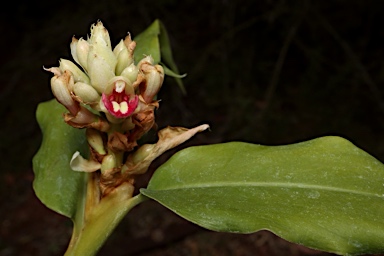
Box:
[141,137,384,255]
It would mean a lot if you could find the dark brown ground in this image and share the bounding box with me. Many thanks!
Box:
[2,1,384,255]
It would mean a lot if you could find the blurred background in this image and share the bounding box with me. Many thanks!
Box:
[1,0,384,255]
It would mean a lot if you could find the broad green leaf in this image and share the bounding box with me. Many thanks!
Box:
[134,19,186,94]
[134,20,161,64]
[141,137,384,255]
[32,99,88,219]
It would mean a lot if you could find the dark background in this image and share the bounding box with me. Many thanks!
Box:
[1,0,384,255]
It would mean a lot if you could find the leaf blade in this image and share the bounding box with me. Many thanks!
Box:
[32,99,88,219]
[141,137,384,255]
[133,20,161,64]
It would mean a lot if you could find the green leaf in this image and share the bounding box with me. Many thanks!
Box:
[134,19,186,94]
[32,99,88,219]
[134,20,161,64]
[141,137,384,255]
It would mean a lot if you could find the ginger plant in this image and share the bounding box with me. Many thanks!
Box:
[34,20,384,256]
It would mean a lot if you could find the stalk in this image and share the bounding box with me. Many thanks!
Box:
[64,188,147,256]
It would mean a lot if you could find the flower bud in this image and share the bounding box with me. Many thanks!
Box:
[115,46,130,76]
[137,55,154,67]
[87,45,116,93]
[59,59,90,84]
[100,154,116,174]
[113,39,126,56]
[130,144,155,165]
[89,21,112,51]
[85,21,118,93]
[70,37,79,64]
[113,34,135,76]
[121,117,135,132]
[86,128,106,155]
[120,64,139,84]
[140,64,164,103]
[69,106,97,125]
[89,22,116,68]
[50,70,79,115]
[73,82,100,103]
[70,37,90,71]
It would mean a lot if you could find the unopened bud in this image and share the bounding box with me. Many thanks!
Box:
[115,47,130,76]
[141,64,164,103]
[69,106,97,124]
[50,70,79,115]
[59,59,90,84]
[121,64,138,84]
[86,129,106,155]
[121,117,135,132]
[131,144,155,165]
[73,82,100,103]
[71,37,90,71]
[90,21,112,51]
[137,55,154,66]
[87,46,116,93]
[101,154,116,173]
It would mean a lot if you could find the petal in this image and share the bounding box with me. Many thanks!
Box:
[102,93,139,118]
[70,151,101,172]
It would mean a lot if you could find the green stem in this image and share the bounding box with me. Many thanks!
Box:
[64,187,148,256]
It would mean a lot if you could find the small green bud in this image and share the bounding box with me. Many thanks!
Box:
[70,37,90,71]
[101,154,116,173]
[59,59,90,84]
[131,144,155,165]
[73,82,100,103]
[113,34,135,76]
[120,64,138,84]
[86,129,106,155]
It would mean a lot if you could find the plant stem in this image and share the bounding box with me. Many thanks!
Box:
[64,186,147,256]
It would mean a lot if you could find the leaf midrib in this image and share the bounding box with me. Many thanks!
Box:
[148,182,384,198]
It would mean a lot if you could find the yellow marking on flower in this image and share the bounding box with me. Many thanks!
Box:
[120,101,128,114]
[112,101,120,112]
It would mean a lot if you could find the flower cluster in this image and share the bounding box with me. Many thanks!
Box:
[46,21,208,196]
[46,21,163,127]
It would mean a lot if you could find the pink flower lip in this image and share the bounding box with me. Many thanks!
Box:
[102,89,138,118]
